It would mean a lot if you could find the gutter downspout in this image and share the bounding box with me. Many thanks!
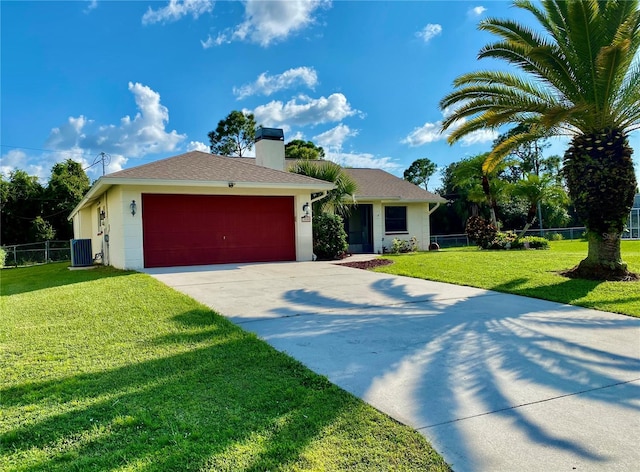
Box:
[428,202,441,215]
[311,191,328,204]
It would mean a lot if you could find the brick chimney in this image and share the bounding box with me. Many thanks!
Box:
[255,127,285,171]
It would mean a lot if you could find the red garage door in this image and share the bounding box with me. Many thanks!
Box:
[142,194,296,268]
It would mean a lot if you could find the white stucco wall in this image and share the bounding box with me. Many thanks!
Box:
[370,202,432,253]
[74,184,315,270]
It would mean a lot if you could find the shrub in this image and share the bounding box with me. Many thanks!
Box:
[518,236,550,249]
[30,216,56,242]
[466,216,498,249]
[488,231,518,250]
[0,247,6,268]
[313,213,348,260]
[549,232,564,241]
[390,237,418,254]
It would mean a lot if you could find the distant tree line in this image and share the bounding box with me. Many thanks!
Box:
[1,159,90,245]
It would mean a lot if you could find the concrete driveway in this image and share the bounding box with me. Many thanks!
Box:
[145,259,640,472]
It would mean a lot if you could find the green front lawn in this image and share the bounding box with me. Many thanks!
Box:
[0,263,450,471]
[376,240,640,317]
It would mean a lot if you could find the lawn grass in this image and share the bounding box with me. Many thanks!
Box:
[376,240,640,317]
[0,263,450,471]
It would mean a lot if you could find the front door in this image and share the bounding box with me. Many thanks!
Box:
[344,204,373,253]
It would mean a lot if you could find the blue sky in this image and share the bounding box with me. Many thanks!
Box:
[2,0,639,189]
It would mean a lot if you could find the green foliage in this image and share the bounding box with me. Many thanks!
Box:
[466,216,498,249]
[549,233,564,241]
[30,216,56,242]
[403,158,437,191]
[488,231,518,250]
[439,0,640,277]
[0,247,5,268]
[284,139,325,160]
[563,130,637,236]
[289,160,358,217]
[1,263,450,471]
[451,153,510,226]
[1,160,90,245]
[518,236,549,250]
[1,170,45,245]
[313,213,348,260]
[46,159,91,240]
[391,237,418,254]
[208,110,257,157]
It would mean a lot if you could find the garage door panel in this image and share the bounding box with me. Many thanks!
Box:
[142,194,295,268]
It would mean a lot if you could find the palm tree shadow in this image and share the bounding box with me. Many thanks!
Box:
[1,310,358,471]
[261,273,640,468]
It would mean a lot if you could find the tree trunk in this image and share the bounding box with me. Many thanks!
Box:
[564,230,637,281]
[563,129,638,281]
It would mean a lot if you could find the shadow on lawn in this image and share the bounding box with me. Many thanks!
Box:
[0,310,354,472]
[0,262,133,296]
[491,277,640,314]
[256,274,640,469]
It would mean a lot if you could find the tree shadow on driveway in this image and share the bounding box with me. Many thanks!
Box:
[250,275,640,470]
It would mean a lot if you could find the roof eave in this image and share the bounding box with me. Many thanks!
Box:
[352,196,447,203]
[68,177,335,220]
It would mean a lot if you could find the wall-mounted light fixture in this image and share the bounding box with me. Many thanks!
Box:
[228,182,235,188]
[130,200,137,216]
[302,202,310,217]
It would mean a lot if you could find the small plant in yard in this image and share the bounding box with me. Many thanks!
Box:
[518,236,549,250]
[313,212,348,260]
[466,216,498,249]
[0,247,6,268]
[391,237,419,254]
[488,231,518,250]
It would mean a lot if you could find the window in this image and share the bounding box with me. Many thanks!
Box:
[385,206,407,233]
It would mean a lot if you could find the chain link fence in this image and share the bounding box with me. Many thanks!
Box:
[1,241,71,268]
[430,225,639,249]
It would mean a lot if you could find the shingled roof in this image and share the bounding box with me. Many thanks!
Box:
[341,168,446,202]
[234,157,445,203]
[104,151,331,187]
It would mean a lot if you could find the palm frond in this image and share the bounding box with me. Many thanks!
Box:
[439,0,640,167]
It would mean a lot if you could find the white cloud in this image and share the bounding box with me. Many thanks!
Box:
[234,67,318,99]
[251,93,361,127]
[84,0,98,14]
[416,24,442,43]
[206,0,329,47]
[142,0,213,25]
[286,131,305,142]
[0,148,92,182]
[460,129,498,147]
[187,140,210,152]
[327,151,403,172]
[200,33,228,49]
[402,122,443,147]
[469,6,487,16]
[0,149,36,178]
[313,124,357,150]
[44,82,186,168]
[402,113,497,148]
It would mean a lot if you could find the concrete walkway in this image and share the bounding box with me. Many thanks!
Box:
[145,259,640,472]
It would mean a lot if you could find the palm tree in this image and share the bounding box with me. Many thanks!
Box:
[440,0,639,280]
[451,153,510,226]
[511,173,568,237]
[289,160,358,217]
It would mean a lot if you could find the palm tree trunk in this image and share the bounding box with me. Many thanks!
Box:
[563,129,638,281]
[566,230,636,280]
